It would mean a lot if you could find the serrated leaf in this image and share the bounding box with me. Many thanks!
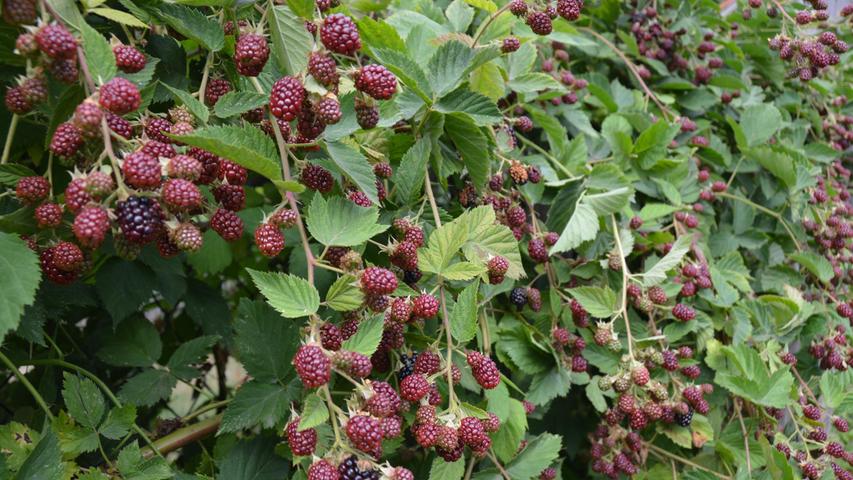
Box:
[99,405,136,440]
[163,83,209,124]
[419,217,469,275]
[464,0,497,12]
[639,203,679,222]
[642,234,692,287]
[284,0,313,17]
[118,370,177,407]
[248,269,319,318]
[80,23,116,83]
[234,299,300,383]
[450,280,479,344]
[746,147,796,189]
[505,433,562,479]
[325,275,364,311]
[269,4,312,75]
[371,48,433,103]
[217,436,290,480]
[306,195,388,247]
[89,7,148,27]
[213,91,268,118]
[154,3,224,52]
[460,207,524,279]
[95,259,157,323]
[442,261,486,281]
[493,399,527,462]
[298,394,329,431]
[176,125,280,181]
[62,373,105,429]
[788,252,833,284]
[429,457,464,480]
[167,335,219,380]
[551,202,598,254]
[583,187,631,215]
[739,103,782,148]
[187,229,232,275]
[219,381,294,434]
[15,428,62,480]
[392,138,431,204]
[428,40,476,97]
[0,233,40,340]
[357,17,406,54]
[117,442,173,480]
[444,113,490,190]
[435,87,502,126]
[526,368,571,406]
[568,286,618,318]
[324,141,379,205]
[507,73,562,93]
[97,317,162,367]
[341,314,383,356]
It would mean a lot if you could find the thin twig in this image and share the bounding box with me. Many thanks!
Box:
[611,215,635,360]
[717,192,802,251]
[1,114,19,164]
[0,352,54,421]
[734,399,752,473]
[646,443,731,479]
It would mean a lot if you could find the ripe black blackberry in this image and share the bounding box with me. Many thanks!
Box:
[675,408,694,427]
[321,14,361,55]
[355,101,380,129]
[269,76,305,121]
[338,456,380,480]
[510,287,528,309]
[113,44,146,73]
[115,196,165,244]
[308,51,339,86]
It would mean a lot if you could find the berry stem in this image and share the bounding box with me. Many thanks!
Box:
[322,385,343,447]
[734,399,752,473]
[646,442,731,479]
[100,117,130,196]
[486,449,512,480]
[142,414,223,459]
[0,351,54,421]
[1,114,19,164]
[579,27,674,121]
[611,215,635,361]
[790,365,820,405]
[515,134,577,180]
[716,191,802,251]
[424,167,442,228]
[439,286,458,410]
[472,2,512,47]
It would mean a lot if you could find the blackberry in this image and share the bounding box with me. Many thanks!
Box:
[72,205,110,248]
[15,176,50,204]
[49,123,84,158]
[210,208,244,241]
[234,33,269,77]
[527,287,542,311]
[397,352,418,380]
[122,152,162,189]
[308,51,339,86]
[501,36,521,53]
[50,241,84,272]
[355,101,380,129]
[35,202,63,228]
[2,0,36,25]
[72,101,104,138]
[40,248,79,284]
[299,164,334,192]
[106,112,133,139]
[113,45,146,73]
[321,14,361,55]
[144,117,172,144]
[5,86,32,114]
[355,64,397,100]
[315,96,342,124]
[467,351,500,389]
[672,303,695,321]
[218,159,248,185]
[115,196,164,244]
[510,287,528,308]
[99,77,141,115]
[161,179,202,212]
[403,268,421,284]
[141,140,176,159]
[15,33,38,57]
[345,414,383,457]
[373,162,392,179]
[49,58,79,84]
[171,223,204,252]
[528,237,549,263]
[509,0,528,16]
[204,78,231,106]
[412,293,439,318]
[675,408,694,427]
[269,76,305,121]
[213,184,246,211]
[556,0,581,21]
[167,154,202,181]
[35,24,77,59]
[526,11,552,35]
[285,418,317,456]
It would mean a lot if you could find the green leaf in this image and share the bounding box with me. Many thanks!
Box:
[492,399,527,462]
[583,187,631,215]
[118,370,177,407]
[97,317,162,367]
[392,138,431,204]
[284,0,313,17]
[213,91,268,118]
[585,380,608,412]
[234,299,301,383]
[371,48,433,103]
[470,62,505,101]
[357,17,406,54]
[444,113,490,190]
[706,342,795,408]
[642,234,692,287]
[80,23,117,83]
[117,442,173,480]
[155,3,224,52]
[99,405,136,440]
[639,203,679,222]
[450,280,480,344]
[568,286,618,318]
[164,83,210,123]
[820,370,851,409]
[95,259,157,323]
[340,314,383,356]
[429,457,465,480]
[45,0,84,31]
[219,381,294,434]
[268,4,312,76]
[0,232,40,340]
[419,217,469,276]
[324,141,379,205]
[788,252,833,284]
[442,261,486,281]
[435,87,502,126]
[62,373,105,429]
[16,427,63,480]
[325,274,364,311]
[551,203,598,254]
[297,393,329,431]
[460,207,524,279]
[89,7,148,28]
[217,436,290,480]
[0,164,37,186]
[505,433,562,479]
[167,335,219,380]
[428,40,475,97]
[306,195,388,247]
[464,0,497,12]
[176,125,280,181]
[746,147,796,189]
[739,103,782,148]
[187,229,232,275]
[526,368,571,406]
[507,73,563,94]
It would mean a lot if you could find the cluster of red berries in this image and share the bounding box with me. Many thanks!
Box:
[551,326,589,372]
[768,31,846,82]
[806,324,851,371]
[507,0,584,37]
[801,162,853,286]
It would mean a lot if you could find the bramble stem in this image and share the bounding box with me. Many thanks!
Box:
[0,351,53,421]
[646,443,731,479]
[611,215,634,360]
[717,192,802,251]
[424,167,442,227]
[1,114,19,164]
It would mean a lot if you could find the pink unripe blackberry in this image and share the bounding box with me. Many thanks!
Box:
[99,77,141,115]
[269,76,305,121]
[113,44,146,73]
[320,14,361,55]
[293,344,331,388]
[355,64,398,100]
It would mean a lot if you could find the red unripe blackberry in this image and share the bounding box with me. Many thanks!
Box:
[48,58,79,85]
[556,0,581,21]
[308,51,339,86]
[319,322,343,351]
[40,248,79,284]
[389,297,412,323]
[293,344,330,388]
[412,293,439,319]
[15,33,38,57]
[795,10,811,24]
[268,208,298,229]
[170,122,192,142]
[72,205,109,248]
[459,416,489,448]
[355,64,397,100]
[167,154,203,181]
[234,34,269,77]
[161,179,202,211]
[835,303,853,319]
[122,152,162,189]
[2,0,36,24]
[217,159,248,185]
[204,78,231,106]
[99,77,141,115]
[269,76,305,121]
[404,225,424,246]
[509,0,528,16]
[285,418,317,456]
[802,404,821,420]
[526,11,552,35]
[487,255,510,282]
[527,287,542,311]
[467,351,500,389]
[321,14,361,55]
[373,162,392,179]
[50,241,84,272]
[144,117,172,144]
[315,97,342,124]
[50,122,84,158]
[115,196,164,245]
[254,223,285,257]
[70,101,104,139]
[213,184,246,211]
[502,36,521,53]
[390,240,418,271]
[19,73,47,103]
[539,468,557,480]
[626,283,642,299]
[386,466,413,480]
[307,459,338,480]
[35,202,63,228]
[672,303,695,321]
[335,350,372,378]
[106,112,133,139]
[833,416,849,432]
[210,208,244,241]
[360,266,397,295]
[113,45,146,73]
[345,189,370,208]
[171,223,203,252]
[355,101,380,129]
[345,414,383,457]
[5,86,32,114]
[36,24,77,59]
[632,365,650,385]
[15,176,50,204]
[400,373,430,401]
[681,365,701,379]
[528,237,549,263]
[64,178,91,214]
[647,286,667,304]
